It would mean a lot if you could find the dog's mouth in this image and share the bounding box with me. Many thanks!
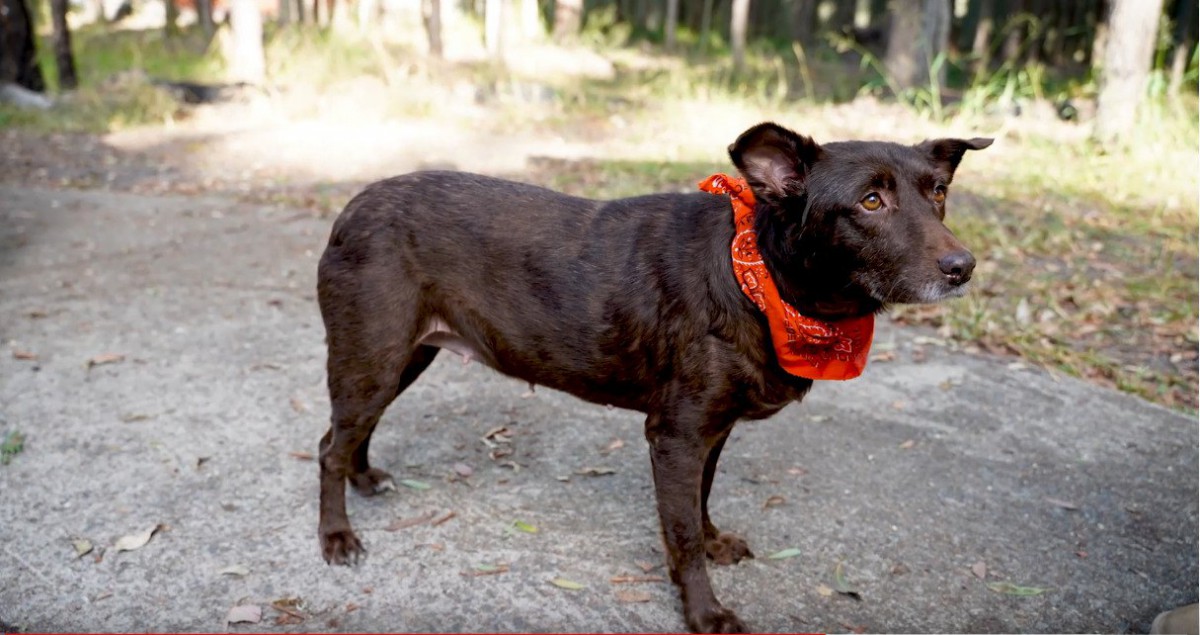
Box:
[863,275,972,305]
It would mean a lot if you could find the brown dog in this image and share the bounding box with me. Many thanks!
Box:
[315,122,991,633]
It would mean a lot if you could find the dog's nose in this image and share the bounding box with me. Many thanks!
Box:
[938,250,976,285]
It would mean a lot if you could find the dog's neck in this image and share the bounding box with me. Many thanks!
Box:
[752,203,884,321]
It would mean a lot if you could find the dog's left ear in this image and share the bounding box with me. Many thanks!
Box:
[916,137,993,174]
[729,122,824,203]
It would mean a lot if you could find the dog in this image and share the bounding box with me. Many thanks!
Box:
[315,122,991,633]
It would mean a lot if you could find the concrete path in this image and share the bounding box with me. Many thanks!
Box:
[1,185,1195,633]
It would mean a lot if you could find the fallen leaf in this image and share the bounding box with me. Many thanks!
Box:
[891,400,907,410]
[576,466,616,476]
[12,350,37,360]
[807,415,830,423]
[787,467,808,476]
[763,495,786,509]
[511,520,538,534]
[288,451,315,461]
[399,479,431,490]
[1,430,26,465]
[463,563,510,576]
[550,577,585,590]
[345,602,360,613]
[121,413,152,422]
[986,581,1049,596]
[816,584,834,598]
[898,439,916,450]
[1045,497,1079,511]
[636,561,661,573]
[386,512,435,531]
[72,539,93,558]
[87,353,125,368]
[113,524,162,552]
[601,438,625,454]
[833,562,862,600]
[610,575,665,584]
[226,604,262,624]
[289,396,308,413]
[767,548,803,560]
[218,564,250,577]
[970,561,987,580]
[1075,550,1088,559]
[452,462,474,477]
[615,590,652,603]
[870,351,896,362]
[431,510,456,526]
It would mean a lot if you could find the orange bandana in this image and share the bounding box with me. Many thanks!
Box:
[700,174,874,381]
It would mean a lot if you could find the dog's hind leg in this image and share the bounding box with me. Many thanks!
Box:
[347,344,439,496]
[700,429,754,566]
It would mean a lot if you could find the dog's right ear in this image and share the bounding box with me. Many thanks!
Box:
[729,122,823,203]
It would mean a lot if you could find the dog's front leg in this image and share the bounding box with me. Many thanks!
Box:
[646,407,746,634]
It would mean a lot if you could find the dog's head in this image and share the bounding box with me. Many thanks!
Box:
[729,122,991,317]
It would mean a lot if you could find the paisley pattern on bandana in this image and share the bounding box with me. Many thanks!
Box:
[700,173,874,381]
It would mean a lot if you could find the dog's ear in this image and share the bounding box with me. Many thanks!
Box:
[729,122,823,202]
[916,137,993,174]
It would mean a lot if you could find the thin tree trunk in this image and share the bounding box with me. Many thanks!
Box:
[485,0,504,60]
[164,0,179,36]
[197,0,213,37]
[423,0,443,57]
[1001,0,1028,65]
[1168,0,1197,94]
[0,0,45,91]
[554,0,581,40]
[792,0,815,46]
[886,0,949,91]
[229,0,265,83]
[278,0,291,25]
[699,0,715,51]
[50,0,78,89]
[1093,0,1166,143]
[730,0,749,70]
[1089,0,1108,68]
[665,0,679,49]
[971,0,995,73]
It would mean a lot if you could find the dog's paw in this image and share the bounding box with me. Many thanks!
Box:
[705,532,754,566]
[321,528,366,566]
[686,604,748,634]
[350,468,396,497]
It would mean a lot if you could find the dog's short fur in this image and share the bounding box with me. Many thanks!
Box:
[315,123,991,633]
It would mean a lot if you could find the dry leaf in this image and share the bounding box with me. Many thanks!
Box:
[386,512,435,531]
[764,495,786,509]
[898,439,916,450]
[289,451,315,461]
[816,584,834,598]
[463,563,510,576]
[636,561,660,573]
[219,564,250,577]
[550,577,585,590]
[869,351,895,362]
[431,510,457,526]
[576,466,616,476]
[71,539,93,558]
[226,604,262,624]
[610,575,665,584]
[113,524,162,552]
[970,561,987,580]
[615,590,652,603]
[601,438,625,454]
[12,350,37,361]
[289,396,308,413]
[453,463,474,477]
[87,353,125,368]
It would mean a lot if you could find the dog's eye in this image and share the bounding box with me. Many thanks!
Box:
[861,193,883,211]
[933,185,947,203]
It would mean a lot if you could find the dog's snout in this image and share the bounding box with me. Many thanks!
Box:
[938,250,976,285]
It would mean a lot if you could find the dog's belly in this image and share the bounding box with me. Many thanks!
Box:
[416,316,653,411]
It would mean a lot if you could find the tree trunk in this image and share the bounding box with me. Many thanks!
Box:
[665,0,679,49]
[229,0,266,83]
[885,0,949,90]
[1089,0,1108,68]
[165,0,180,36]
[826,0,854,36]
[1168,0,1197,94]
[1093,0,1165,143]
[792,0,815,46]
[278,0,291,25]
[970,0,995,73]
[731,0,749,70]
[196,0,214,37]
[0,0,45,91]
[50,0,78,89]
[553,0,581,41]
[423,0,443,57]
[1001,0,1028,65]
[699,0,715,51]
[520,0,541,41]
[485,0,504,60]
